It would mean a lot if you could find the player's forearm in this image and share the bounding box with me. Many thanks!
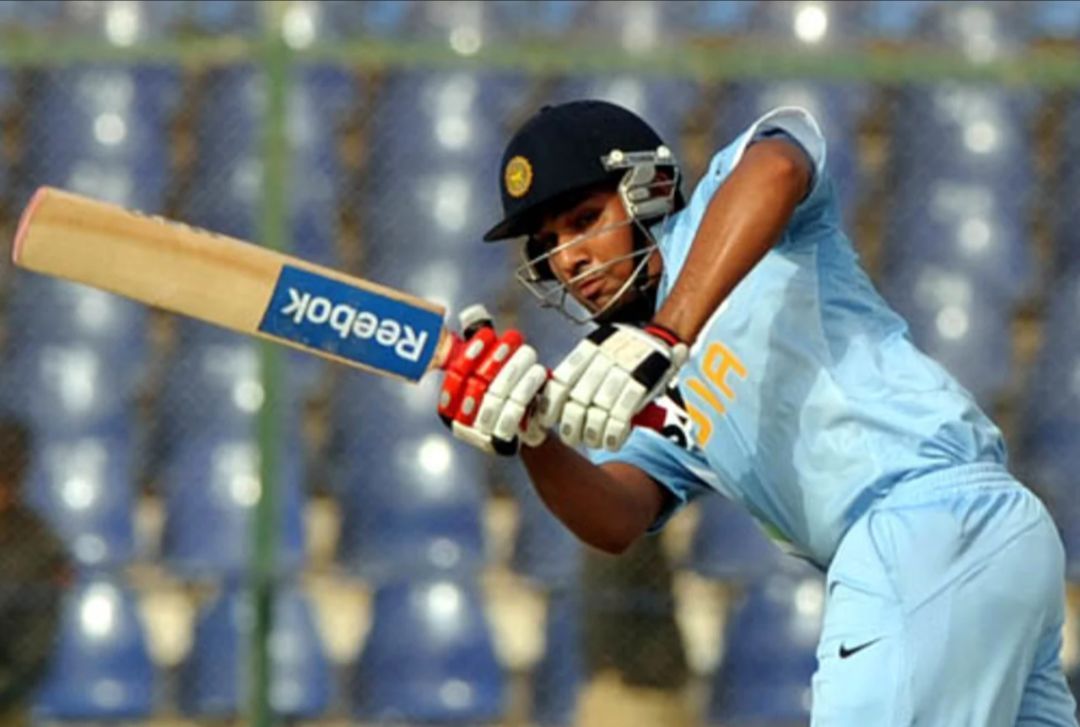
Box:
[651,139,810,343]
[519,437,657,555]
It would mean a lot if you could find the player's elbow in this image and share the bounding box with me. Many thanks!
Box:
[589,533,637,556]
[586,522,646,556]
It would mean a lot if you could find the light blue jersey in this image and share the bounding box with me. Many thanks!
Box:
[590,107,1007,568]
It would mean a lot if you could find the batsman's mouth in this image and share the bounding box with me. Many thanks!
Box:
[576,275,605,302]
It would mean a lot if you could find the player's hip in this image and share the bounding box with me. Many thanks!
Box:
[831,462,1062,607]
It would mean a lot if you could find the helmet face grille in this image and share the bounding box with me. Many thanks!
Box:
[514,158,679,326]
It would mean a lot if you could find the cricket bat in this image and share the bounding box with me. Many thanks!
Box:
[11,186,669,432]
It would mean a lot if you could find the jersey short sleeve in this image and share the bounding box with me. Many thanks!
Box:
[589,427,716,533]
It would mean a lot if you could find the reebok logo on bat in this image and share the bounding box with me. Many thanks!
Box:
[280,288,428,363]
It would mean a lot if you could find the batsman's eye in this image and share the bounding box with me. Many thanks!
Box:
[529,233,557,255]
[573,209,600,231]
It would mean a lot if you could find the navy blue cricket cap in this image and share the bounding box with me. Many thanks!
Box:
[482,100,675,242]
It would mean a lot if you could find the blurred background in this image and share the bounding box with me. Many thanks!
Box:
[0,1,1078,725]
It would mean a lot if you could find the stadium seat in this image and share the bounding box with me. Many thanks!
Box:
[24,433,137,569]
[884,175,1036,308]
[333,376,488,582]
[544,76,701,166]
[855,1,935,40]
[1015,276,1080,503]
[0,343,136,440]
[5,275,149,377]
[155,336,309,460]
[186,0,261,35]
[0,69,9,192]
[880,264,1013,405]
[490,0,586,37]
[179,581,332,718]
[21,0,185,41]
[185,64,356,270]
[505,466,582,589]
[530,587,585,727]
[1053,95,1080,276]
[715,81,868,227]
[159,434,306,579]
[748,0,864,45]
[360,70,523,302]
[707,571,824,725]
[22,65,178,209]
[350,576,507,724]
[33,574,155,721]
[687,495,785,583]
[1031,0,1080,40]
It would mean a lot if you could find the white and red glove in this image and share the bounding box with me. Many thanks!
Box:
[438,305,549,456]
[537,322,689,451]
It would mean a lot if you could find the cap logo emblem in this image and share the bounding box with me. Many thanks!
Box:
[504,155,533,198]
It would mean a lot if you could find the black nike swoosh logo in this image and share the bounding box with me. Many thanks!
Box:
[838,638,882,659]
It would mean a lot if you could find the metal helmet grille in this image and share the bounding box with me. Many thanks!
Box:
[514,147,680,325]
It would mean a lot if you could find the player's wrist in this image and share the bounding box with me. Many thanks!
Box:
[642,321,686,348]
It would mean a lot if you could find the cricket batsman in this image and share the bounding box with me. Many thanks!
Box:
[436,99,1078,725]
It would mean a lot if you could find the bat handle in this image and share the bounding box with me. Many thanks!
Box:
[438,330,669,436]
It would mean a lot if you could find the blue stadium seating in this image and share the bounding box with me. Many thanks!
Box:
[509,479,583,590]
[1053,95,1080,276]
[360,70,524,304]
[544,76,701,167]
[351,576,507,724]
[749,0,865,43]
[1015,276,1080,503]
[707,571,824,725]
[22,65,178,209]
[154,336,314,475]
[333,376,488,582]
[687,495,785,583]
[185,64,357,270]
[159,434,306,579]
[13,1,185,40]
[915,1,1034,52]
[5,275,149,377]
[1031,0,1080,40]
[884,176,1036,308]
[186,0,261,35]
[0,68,9,192]
[0,343,137,440]
[24,433,137,569]
[881,264,1013,405]
[714,81,868,227]
[33,574,155,721]
[179,582,332,718]
[855,1,934,40]
[530,587,585,727]
[1051,499,1080,583]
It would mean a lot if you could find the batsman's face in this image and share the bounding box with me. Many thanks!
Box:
[534,189,661,312]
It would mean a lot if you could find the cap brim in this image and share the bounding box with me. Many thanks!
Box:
[481,216,522,242]
[481,203,545,242]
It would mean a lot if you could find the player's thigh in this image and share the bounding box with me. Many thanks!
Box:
[811,513,909,727]
[814,487,1067,727]
[1016,561,1079,726]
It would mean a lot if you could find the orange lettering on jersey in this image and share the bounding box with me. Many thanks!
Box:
[682,341,748,448]
[685,402,713,447]
[687,378,725,415]
[703,342,747,399]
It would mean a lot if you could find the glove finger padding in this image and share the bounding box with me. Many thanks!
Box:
[548,322,689,451]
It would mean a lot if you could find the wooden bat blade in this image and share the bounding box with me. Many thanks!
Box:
[12,186,454,382]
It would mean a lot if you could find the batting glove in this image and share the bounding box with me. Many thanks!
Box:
[537,322,689,451]
[438,305,549,456]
